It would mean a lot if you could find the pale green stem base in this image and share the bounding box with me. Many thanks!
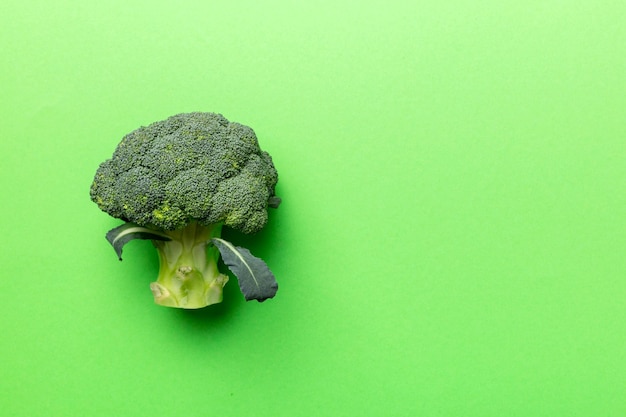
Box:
[150,222,228,309]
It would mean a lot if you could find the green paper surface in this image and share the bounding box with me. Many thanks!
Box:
[1,1,625,415]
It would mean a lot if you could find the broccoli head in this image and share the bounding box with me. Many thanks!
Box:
[90,112,281,309]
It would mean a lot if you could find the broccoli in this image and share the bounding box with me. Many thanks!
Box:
[90,112,281,309]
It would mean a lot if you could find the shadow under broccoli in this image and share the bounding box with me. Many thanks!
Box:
[90,112,281,309]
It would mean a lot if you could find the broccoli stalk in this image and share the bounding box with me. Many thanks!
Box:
[150,222,228,308]
[105,219,278,309]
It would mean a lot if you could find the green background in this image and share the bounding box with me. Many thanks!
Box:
[1,1,625,415]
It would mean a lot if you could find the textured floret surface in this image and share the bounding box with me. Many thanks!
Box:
[90,112,278,233]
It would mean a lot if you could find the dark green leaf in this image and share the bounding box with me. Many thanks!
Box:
[212,238,278,302]
[268,196,282,208]
[105,223,171,260]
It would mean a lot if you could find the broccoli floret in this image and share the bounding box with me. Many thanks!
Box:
[90,112,280,309]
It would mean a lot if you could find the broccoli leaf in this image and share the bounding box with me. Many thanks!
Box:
[106,223,171,261]
[268,196,282,208]
[211,238,278,302]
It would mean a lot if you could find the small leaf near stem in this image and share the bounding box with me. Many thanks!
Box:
[211,238,278,302]
[105,222,171,260]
